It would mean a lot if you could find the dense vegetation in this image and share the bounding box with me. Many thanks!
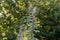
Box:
[0,0,60,40]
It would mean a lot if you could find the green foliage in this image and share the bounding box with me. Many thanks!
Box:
[0,0,60,40]
[34,0,60,40]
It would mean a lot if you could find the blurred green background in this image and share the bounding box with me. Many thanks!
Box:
[0,0,60,40]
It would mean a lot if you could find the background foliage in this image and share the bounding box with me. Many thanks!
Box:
[0,0,60,40]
